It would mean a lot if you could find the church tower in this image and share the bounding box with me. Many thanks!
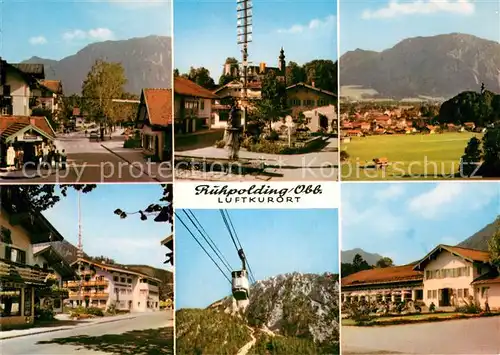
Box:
[278,47,286,73]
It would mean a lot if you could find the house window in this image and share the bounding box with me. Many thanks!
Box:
[200,100,205,110]
[120,277,126,283]
[432,290,437,299]
[427,290,432,299]
[127,278,132,284]
[0,289,22,317]
[304,99,314,106]
[458,289,463,298]
[481,287,489,298]
[113,276,118,282]
[464,288,469,298]
[5,246,26,264]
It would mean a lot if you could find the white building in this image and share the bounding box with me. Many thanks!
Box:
[65,258,161,312]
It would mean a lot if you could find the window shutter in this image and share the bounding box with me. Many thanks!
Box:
[5,246,11,260]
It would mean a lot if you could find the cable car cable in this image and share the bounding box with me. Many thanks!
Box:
[224,209,256,284]
[176,212,231,284]
[219,209,240,253]
[221,209,257,284]
[186,209,233,272]
[183,210,233,274]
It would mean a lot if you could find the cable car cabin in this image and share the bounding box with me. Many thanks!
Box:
[231,270,249,301]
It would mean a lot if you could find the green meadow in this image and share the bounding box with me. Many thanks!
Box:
[341,132,482,181]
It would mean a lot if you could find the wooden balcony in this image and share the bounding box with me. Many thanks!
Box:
[68,291,109,299]
[64,280,108,288]
[0,259,48,285]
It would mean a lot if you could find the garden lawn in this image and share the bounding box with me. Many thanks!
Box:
[341,132,482,180]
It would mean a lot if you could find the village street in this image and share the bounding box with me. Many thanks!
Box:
[0,130,172,183]
[1,311,174,355]
[342,316,500,354]
[175,137,338,181]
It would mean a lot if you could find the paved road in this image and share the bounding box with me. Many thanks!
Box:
[175,138,338,181]
[342,316,500,354]
[2,311,173,355]
[0,132,172,183]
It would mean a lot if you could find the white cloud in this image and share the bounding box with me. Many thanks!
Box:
[361,0,475,19]
[62,28,114,42]
[374,184,405,201]
[277,14,335,34]
[105,0,167,9]
[408,183,497,219]
[29,36,47,45]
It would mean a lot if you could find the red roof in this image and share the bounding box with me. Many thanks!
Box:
[174,77,218,99]
[472,274,500,285]
[342,264,423,287]
[72,107,81,116]
[143,88,172,126]
[40,80,63,94]
[0,116,56,139]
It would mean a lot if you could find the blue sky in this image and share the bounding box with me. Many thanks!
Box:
[42,184,171,271]
[340,0,500,54]
[176,209,339,309]
[342,182,500,265]
[1,1,172,62]
[174,0,337,80]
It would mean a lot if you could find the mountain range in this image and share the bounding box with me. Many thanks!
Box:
[176,272,339,355]
[340,33,500,100]
[341,248,383,266]
[344,216,499,267]
[21,35,172,95]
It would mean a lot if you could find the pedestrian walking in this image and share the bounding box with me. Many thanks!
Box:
[61,149,67,170]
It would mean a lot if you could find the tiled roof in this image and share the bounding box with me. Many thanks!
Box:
[73,258,161,282]
[472,271,500,285]
[0,116,56,139]
[11,63,45,78]
[445,245,490,262]
[342,264,423,287]
[174,77,218,99]
[143,88,172,126]
[286,82,337,98]
[414,245,490,271]
[40,80,63,94]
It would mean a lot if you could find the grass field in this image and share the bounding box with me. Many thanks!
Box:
[341,132,482,180]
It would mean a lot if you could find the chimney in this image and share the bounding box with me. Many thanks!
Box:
[259,62,266,74]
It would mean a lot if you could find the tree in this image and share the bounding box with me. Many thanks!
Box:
[285,61,306,86]
[254,71,288,132]
[88,255,116,264]
[460,137,482,177]
[303,60,337,93]
[481,126,500,177]
[81,60,127,127]
[0,185,97,213]
[173,68,180,77]
[375,257,394,268]
[113,184,174,265]
[352,254,371,271]
[185,66,215,90]
[488,217,500,272]
[60,94,83,122]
